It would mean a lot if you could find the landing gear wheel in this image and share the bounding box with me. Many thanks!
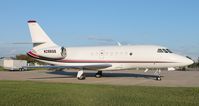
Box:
[19,68,24,71]
[156,76,161,81]
[95,74,101,78]
[95,71,102,78]
[154,69,162,81]
[78,75,86,80]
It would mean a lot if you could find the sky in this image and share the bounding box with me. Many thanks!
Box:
[0,0,198,60]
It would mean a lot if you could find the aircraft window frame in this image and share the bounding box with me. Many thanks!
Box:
[157,49,164,53]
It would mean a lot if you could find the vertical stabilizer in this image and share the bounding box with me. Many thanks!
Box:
[28,20,57,48]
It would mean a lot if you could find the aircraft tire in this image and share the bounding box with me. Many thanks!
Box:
[95,74,102,78]
[95,71,102,78]
[78,75,86,80]
[156,76,161,81]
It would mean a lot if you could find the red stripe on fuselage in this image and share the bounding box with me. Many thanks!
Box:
[27,51,39,58]
[56,59,176,63]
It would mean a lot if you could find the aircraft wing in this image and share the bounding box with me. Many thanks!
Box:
[23,64,112,70]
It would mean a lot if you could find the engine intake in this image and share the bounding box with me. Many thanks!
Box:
[33,46,67,60]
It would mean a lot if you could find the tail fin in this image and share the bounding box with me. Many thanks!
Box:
[28,20,57,48]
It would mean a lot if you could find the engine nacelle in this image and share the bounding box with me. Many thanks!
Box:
[35,46,66,60]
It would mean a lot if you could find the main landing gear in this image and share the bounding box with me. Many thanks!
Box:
[154,69,161,81]
[95,71,102,78]
[77,69,86,80]
[77,70,103,80]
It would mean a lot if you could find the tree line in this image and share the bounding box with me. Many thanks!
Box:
[16,54,48,65]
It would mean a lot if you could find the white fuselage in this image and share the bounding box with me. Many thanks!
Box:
[36,45,193,71]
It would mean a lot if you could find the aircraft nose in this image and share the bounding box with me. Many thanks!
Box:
[183,57,194,66]
[173,54,194,67]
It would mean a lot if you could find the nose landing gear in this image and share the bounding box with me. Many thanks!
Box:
[154,69,161,81]
[77,69,86,80]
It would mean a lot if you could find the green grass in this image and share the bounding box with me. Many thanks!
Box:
[0,81,199,106]
[0,66,4,71]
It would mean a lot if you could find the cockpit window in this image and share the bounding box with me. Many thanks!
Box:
[166,49,173,53]
[157,48,173,53]
[157,49,164,53]
[162,49,168,53]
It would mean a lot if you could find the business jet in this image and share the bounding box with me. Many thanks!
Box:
[26,20,194,80]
